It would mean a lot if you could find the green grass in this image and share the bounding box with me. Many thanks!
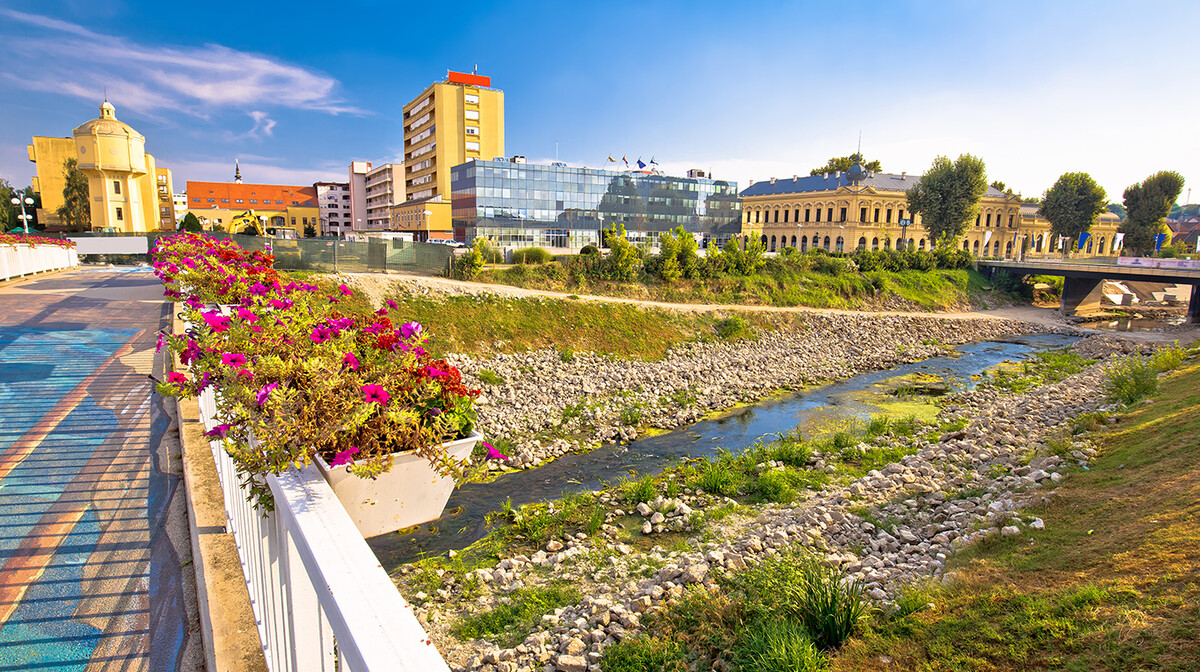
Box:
[986,349,1095,394]
[1103,344,1187,406]
[476,369,505,386]
[451,582,580,648]
[831,357,1200,671]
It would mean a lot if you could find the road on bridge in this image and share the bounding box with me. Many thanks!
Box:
[0,268,201,671]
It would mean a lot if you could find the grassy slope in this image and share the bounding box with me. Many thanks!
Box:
[833,360,1200,672]
[477,265,1000,311]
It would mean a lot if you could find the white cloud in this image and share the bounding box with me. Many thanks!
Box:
[246,111,277,139]
[0,9,361,118]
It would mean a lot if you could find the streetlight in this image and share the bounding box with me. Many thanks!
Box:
[423,210,433,243]
[11,194,34,234]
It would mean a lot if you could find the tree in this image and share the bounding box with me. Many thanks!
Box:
[304,222,317,237]
[1022,196,1041,204]
[673,226,699,278]
[1121,171,1184,255]
[1106,203,1127,219]
[180,212,202,232]
[990,180,1008,193]
[656,229,681,281]
[0,182,41,232]
[1038,173,1108,253]
[57,158,91,231]
[904,154,988,247]
[809,153,881,177]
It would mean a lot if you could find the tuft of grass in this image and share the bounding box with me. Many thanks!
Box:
[716,315,755,340]
[451,582,579,648]
[987,349,1094,394]
[601,634,689,672]
[732,619,827,672]
[476,369,505,386]
[1103,344,1186,406]
[620,474,658,506]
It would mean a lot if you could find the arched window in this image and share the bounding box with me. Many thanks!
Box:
[1036,234,1043,252]
[801,236,808,252]
[836,236,845,253]
[790,235,797,247]
[824,236,831,251]
[872,237,880,250]
[1098,237,1106,254]
[857,236,867,250]
[962,239,969,251]
[770,235,777,251]
[973,240,980,254]
[761,235,768,248]
[1087,238,1093,253]
[1006,241,1013,257]
[918,238,926,250]
[993,241,1001,256]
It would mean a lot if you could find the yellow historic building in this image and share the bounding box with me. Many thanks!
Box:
[28,100,172,232]
[740,165,1121,258]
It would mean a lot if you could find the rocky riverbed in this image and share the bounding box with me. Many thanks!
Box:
[448,311,1079,472]
[397,334,1156,672]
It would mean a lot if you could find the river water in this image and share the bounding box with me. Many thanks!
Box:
[368,333,1079,567]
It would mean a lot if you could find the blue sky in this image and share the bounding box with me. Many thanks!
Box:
[2,0,1198,204]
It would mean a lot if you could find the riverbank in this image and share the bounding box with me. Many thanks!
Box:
[395,334,1182,671]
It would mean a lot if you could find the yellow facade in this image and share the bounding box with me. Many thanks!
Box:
[190,206,321,235]
[26,136,74,227]
[402,72,504,240]
[28,101,170,232]
[155,168,176,229]
[391,198,451,241]
[741,171,1120,258]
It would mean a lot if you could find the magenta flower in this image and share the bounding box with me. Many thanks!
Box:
[202,312,232,332]
[362,384,390,405]
[483,442,509,461]
[255,382,279,406]
[330,446,361,467]
[342,352,359,370]
[166,371,188,384]
[155,333,166,353]
[237,368,254,381]
[385,299,398,309]
[338,283,353,296]
[204,424,232,439]
[310,326,331,343]
[421,365,449,378]
[236,307,259,323]
[185,297,204,310]
[400,322,423,340]
[222,352,247,368]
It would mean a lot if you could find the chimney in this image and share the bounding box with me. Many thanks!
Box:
[770,177,776,184]
[792,175,798,182]
[835,171,841,179]
[749,179,754,186]
[901,171,907,178]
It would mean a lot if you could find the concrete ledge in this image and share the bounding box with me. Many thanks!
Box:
[173,314,269,672]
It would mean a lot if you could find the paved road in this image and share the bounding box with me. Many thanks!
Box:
[0,268,200,671]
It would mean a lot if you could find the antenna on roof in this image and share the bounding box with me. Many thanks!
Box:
[473,64,478,75]
[104,86,108,102]
[857,131,862,161]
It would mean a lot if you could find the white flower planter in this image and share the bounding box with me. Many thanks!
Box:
[314,431,481,538]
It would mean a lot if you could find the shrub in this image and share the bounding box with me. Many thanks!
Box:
[451,583,580,647]
[620,405,643,426]
[731,619,826,672]
[602,634,689,672]
[716,315,754,340]
[476,238,504,263]
[687,452,744,496]
[512,246,552,264]
[620,474,658,505]
[579,244,599,256]
[1104,344,1186,405]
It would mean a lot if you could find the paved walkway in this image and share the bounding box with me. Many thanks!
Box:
[0,268,200,671]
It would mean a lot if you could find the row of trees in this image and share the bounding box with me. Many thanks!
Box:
[900,153,1183,256]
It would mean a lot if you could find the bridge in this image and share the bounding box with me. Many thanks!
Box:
[977,258,1200,324]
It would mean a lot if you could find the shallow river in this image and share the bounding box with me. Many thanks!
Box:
[368,333,1079,567]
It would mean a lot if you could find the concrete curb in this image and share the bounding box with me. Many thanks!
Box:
[173,312,269,672]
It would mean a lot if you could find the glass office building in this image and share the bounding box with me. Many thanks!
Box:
[450,159,742,249]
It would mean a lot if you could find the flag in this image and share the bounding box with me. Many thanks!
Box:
[983,231,992,248]
[622,155,628,167]
[1154,233,1167,251]
[1113,232,1125,250]
[1057,236,1065,251]
[650,156,659,166]
[607,155,616,163]
[637,158,646,169]
[1077,231,1091,251]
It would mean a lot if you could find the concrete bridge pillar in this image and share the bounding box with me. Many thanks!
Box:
[1060,275,1104,315]
[1190,283,1200,324]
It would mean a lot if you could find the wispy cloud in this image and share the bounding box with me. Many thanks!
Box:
[246,111,277,138]
[170,158,346,187]
[1,8,361,118]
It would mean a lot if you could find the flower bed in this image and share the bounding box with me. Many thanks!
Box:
[152,232,482,509]
[0,233,76,249]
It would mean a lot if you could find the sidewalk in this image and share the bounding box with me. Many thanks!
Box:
[0,268,201,671]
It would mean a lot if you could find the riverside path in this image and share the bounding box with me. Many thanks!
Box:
[0,268,200,671]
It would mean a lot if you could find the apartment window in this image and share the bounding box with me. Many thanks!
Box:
[815,208,821,223]
[976,214,982,227]
[115,207,123,221]
[291,217,296,226]
[874,208,880,223]
[886,208,892,223]
[112,180,121,195]
[236,199,244,203]
[986,213,992,227]
[221,198,229,203]
[1009,215,1014,227]
[465,141,481,151]
[804,208,811,223]
[899,209,905,221]
[465,110,480,121]
[794,209,799,222]
[193,198,201,203]
[250,199,257,203]
[464,94,479,104]
[207,198,215,203]
[839,207,846,222]
[465,126,480,136]
[860,207,868,222]
[783,209,789,223]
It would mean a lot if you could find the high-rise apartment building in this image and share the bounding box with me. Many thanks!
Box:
[315,181,351,236]
[364,163,404,230]
[395,71,504,240]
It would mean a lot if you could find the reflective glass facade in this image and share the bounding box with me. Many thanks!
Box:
[450,159,742,249]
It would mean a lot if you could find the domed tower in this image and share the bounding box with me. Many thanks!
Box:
[846,162,868,186]
[71,100,157,232]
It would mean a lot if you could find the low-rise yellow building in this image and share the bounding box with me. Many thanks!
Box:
[28,100,172,232]
[740,166,1120,258]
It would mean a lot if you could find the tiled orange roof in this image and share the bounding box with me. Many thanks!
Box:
[186,181,317,210]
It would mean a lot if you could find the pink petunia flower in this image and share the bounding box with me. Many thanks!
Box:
[204,424,232,439]
[255,382,278,406]
[202,312,232,332]
[155,333,166,353]
[342,352,359,370]
[330,446,361,467]
[166,371,188,384]
[483,442,509,461]
[361,384,390,405]
[338,283,353,296]
[222,352,247,368]
[400,322,423,340]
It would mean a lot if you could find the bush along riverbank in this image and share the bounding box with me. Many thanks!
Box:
[393,335,1193,672]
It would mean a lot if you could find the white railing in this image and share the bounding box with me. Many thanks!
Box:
[0,243,78,281]
[197,388,450,672]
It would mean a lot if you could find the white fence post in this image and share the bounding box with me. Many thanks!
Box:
[0,243,77,282]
